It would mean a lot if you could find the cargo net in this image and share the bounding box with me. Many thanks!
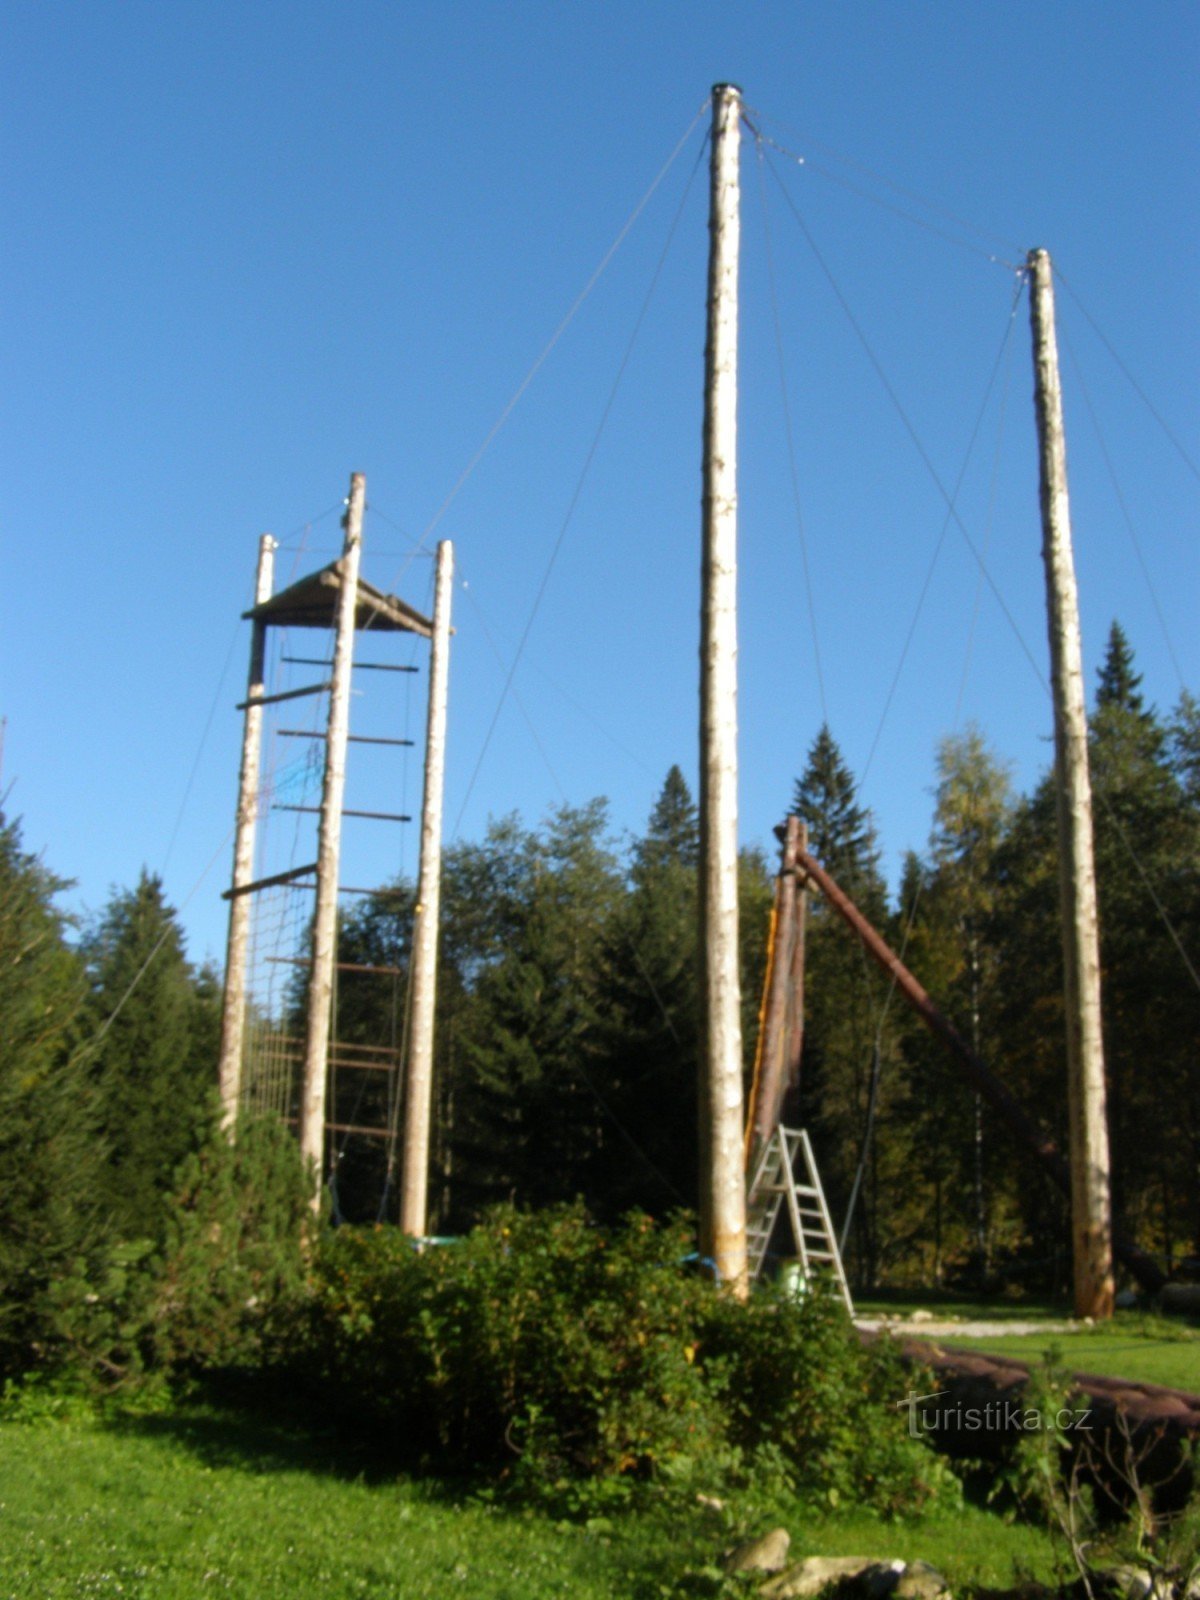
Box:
[238,625,331,1121]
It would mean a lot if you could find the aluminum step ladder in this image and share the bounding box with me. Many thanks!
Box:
[746,1126,854,1314]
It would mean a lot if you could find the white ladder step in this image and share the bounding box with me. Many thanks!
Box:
[745,1125,854,1315]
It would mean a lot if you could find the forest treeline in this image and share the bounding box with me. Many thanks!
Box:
[2,622,1197,1370]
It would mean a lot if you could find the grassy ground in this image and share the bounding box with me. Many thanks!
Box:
[0,1397,1062,1599]
[940,1316,1200,1391]
[855,1295,1200,1391]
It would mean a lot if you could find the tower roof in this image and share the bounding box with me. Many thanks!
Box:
[244,559,432,636]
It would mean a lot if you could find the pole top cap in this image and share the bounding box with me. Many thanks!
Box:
[712,82,743,99]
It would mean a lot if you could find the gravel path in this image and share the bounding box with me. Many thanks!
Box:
[855,1316,1083,1338]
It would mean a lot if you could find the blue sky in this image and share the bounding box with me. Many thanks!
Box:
[3,1,1196,966]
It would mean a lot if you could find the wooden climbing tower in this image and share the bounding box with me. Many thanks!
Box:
[216,471,452,1221]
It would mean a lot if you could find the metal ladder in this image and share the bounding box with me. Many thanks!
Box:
[746,1126,854,1314]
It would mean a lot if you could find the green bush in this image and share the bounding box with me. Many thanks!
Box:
[700,1283,956,1515]
[293,1206,724,1487]
[150,1112,310,1371]
[284,1204,951,1514]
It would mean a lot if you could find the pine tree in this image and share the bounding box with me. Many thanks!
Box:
[452,803,622,1214]
[793,724,883,909]
[789,728,893,1285]
[0,814,108,1376]
[593,769,701,1217]
[83,872,213,1242]
[901,728,1017,1281]
[1087,633,1200,1263]
[1095,620,1147,714]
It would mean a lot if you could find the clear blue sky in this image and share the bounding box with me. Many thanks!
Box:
[3,1,1196,966]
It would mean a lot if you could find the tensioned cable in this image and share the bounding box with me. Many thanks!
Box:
[744,105,1023,262]
[857,274,1027,794]
[161,615,242,876]
[753,129,1022,1119]
[955,296,1019,726]
[72,820,238,1067]
[766,152,1049,699]
[458,558,655,782]
[798,238,1200,1008]
[454,560,688,1054]
[363,501,427,554]
[754,136,828,725]
[746,125,1018,269]
[451,129,709,839]
[563,1051,689,1206]
[456,568,567,802]
[160,499,343,877]
[851,297,1025,1174]
[1059,326,1187,691]
[368,97,711,617]
[1096,793,1200,993]
[1053,265,1200,486]
[527,659,658,777]
[868,290,1023,1055]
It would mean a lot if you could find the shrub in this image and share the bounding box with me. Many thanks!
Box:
[698,1285,956,1515]
[149,1111,310,1371]
[284,1204,952,1514]
[294,1205,725,1489]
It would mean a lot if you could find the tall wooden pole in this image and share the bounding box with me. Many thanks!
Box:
[1028,248,1114,1320]
[299,472,364,1202]
[784,820,808,1095]
[749,815,801,1156]
[698,82,748,1294]
[218,532,276,1130]
[400,538,454,1238]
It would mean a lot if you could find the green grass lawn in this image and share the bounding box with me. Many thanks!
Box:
[939,1315,1200,1392]
[0,1398,1063,1598]
[854,1294,1200,1392]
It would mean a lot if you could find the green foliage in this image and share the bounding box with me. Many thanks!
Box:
[293,1205,721,1494]
[700,1290,959,1516]
[998,1351,1200,1599]
[790,726,897,1286]
[286,1205,951,1516]
[82,871,216,1243]
[0,812,116,1380]
[897,727,1019,1283]
[448,804,624,1214]
[150,1114,310,1371]
[591,770,703,1216]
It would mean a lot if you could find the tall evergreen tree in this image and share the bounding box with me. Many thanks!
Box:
[1087,630,1200,1263]
[790,728,894,1285]
[0,814,108,1375]
[993,628,1200,1282]
[1095,620,1147,714]
[592,768,701,1217]
[452,802,622,1214]
[793,724,883,909]
[899,728,1018,1281]
[83,872,213,1241]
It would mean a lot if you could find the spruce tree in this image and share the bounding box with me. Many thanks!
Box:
[1088,633,1199,1263]
[1095,620,1147,714]
[0,814,108,1375]
[789,728,893,1285]
[593,769,702,1217]
[83,872,213,1242]
[452,803,622,1214]
[902,729,1017,1280]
